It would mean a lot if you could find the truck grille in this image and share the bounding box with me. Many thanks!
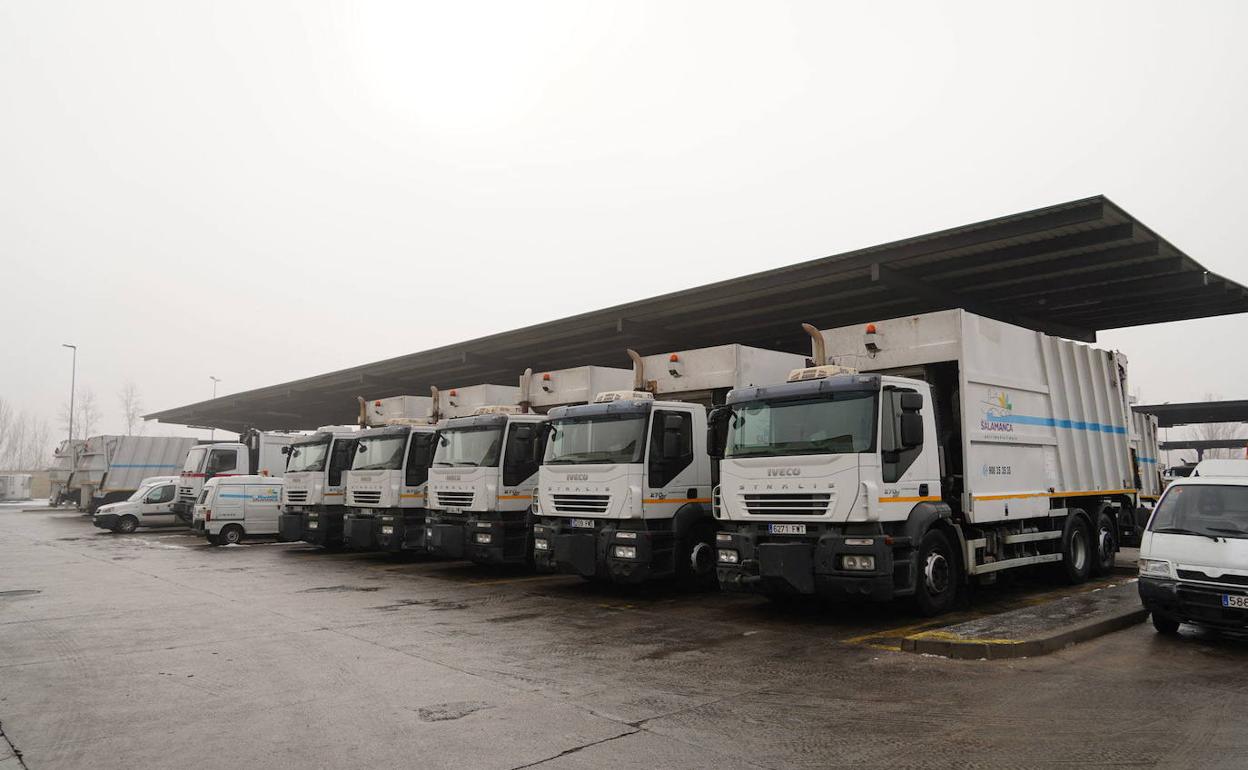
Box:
[553,494,610,514]
[1178,570,1248,588]
[285,490,308,504]
[742,492,831,516]
[351,490,382,506]
[435,491,474,508]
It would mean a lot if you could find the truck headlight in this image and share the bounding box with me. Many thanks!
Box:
[381,526,394,535]
[717,549,739,564]
[475,533,493,545]
[534,538,549,551]
[613,545,637,560]
[308,521,318,529]
[840,555,876,571]
[1139,558,1172,578]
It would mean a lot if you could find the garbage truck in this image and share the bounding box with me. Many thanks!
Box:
[344,386,517,552]
[276,425,360,543]
[70,435,199,513]
[48,439,84,506]
[1123,405,1162,545]
[173,429,301,523]
[426,366,634,567]
[532,344,807,586]
[709,309,1144,615]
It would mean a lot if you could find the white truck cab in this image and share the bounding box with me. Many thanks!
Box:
[174,429,301,523]
[91,476,180,533]
[275,425,360,546]
[532,345,806,586]
[191,475,286,546]
[1139,475,1248,635]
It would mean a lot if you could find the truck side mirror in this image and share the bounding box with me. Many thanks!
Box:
[900,412,924,448]
[280,445,291,455]
[706,407,730,460]
[899,392,924,412]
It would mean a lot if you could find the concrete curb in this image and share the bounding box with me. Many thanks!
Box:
[900,605,1148,660]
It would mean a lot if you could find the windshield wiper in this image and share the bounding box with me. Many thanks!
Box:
[1153,526,1222,543]
[1206,526,1248,538]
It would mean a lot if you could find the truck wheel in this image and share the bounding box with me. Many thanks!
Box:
[1091,509,1117,576]
[914,529,959,616]
[1151,613,1181,636]
[114,515,139,534]
[220,525,244,545]
[1058,513,1092,584]
[678,521,719,591]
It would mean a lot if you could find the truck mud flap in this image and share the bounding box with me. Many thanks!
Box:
[757,543,816,594]
[277,513,304,542]
[553,533,597,577]
[429,524,465,558]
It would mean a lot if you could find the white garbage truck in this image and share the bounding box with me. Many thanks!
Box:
[48,439,84,506]
[173,429,301,523]
[276,425,360,544]
[345,386,516,552]
[426,366,635,567]
[709,309,1144,614]
[70,435,199,513]
[1124,405,1163,545]
[532,345,807,586]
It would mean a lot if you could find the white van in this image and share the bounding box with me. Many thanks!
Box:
[191,475,285,546]
[91,476,180,533]
[1139,475,1248,635]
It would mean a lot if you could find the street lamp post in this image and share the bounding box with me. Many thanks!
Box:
[209,376,222,440]
[62,344,77,443]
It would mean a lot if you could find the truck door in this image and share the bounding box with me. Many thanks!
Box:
[646,409,696,500]
[877,387,941,514]
[141,483,178,527]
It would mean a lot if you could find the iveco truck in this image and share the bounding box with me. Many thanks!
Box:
[173,430,300,523]
[532,345,806,587]
[346,387,515,552]
[711,310,1144,615]
[427,366,634,567]
[276,426,360,543]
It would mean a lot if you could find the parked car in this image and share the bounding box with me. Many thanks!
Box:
[91,476,181,533]
[1138,474,1248,635]
[191,475,285,546]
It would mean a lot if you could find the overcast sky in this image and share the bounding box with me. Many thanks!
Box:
[2,0,1246,452]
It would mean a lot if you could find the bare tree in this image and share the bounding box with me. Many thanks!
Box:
[61,388,101,440]
[1194,393,1248,460]
[0,399,53,469]
[118,382,143,436]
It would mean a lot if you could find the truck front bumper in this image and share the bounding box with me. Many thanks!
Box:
[1139,577,1248,630]
[533,517,675,584]
[278,511,305,542]
[93,514,119,531]
[343,513,378,551]
[715,525,898,602]
[377,511,423,553]
[464,514,532,566]
[425,513,467,559]
[302,510,345,547]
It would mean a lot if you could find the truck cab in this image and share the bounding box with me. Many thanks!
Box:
[532,345,806,586]
[341,423,439,551]
[174,429,299,523]
[277,427,359,544]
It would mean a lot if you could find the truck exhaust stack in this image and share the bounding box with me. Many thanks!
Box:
[802,323,826,366]
[518,368,533,413]
[626,349,649,392]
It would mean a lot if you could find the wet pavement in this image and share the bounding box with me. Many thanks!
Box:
[3,507,1248,769]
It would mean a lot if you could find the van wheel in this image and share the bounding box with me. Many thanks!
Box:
[678,521,719,591]
[114,515,139,534]
[914,528,959,616]
[1091,509,1117,576]
[1058,512,1092,585]
[220,525,244,545]
[1152,613,1181,636]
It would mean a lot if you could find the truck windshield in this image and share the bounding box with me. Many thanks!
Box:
[1149,484,1248,540]
[434,426,504,468]
[544,416,647,465]
[352,436,408,471]
[285,441,330,473]
[725,392,877,458]
[182,448,205,473]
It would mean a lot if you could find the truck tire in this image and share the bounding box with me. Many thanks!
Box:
[1151,613,1180,636]
[1091,508,1117,577]
[914,528,959,616]
[220,524,244,545]
[114,515,139,534]
[677,520,719,592]
[1058,513,1092,584]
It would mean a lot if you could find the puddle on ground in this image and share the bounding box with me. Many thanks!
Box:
[299,585,383,594]
[0,589,42,598]
[412,701,491,722]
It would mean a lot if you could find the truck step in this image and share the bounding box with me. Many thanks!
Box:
[1002,530,1062,545]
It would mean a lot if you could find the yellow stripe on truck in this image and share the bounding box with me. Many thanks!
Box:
[399,492,426,499]
[878,496,942,503]
[973,488,1136,502]
[498,494,532,501]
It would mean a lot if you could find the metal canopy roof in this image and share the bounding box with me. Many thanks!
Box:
[1159,439,1248,451]
[1133,400,1248,428]
[148,195,1248,432]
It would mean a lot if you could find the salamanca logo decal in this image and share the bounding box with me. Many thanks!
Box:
[980,391,1014,432]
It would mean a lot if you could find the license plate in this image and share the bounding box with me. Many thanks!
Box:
[569,518,595,529]
[1222,594,1248,609]
[768,523,806,535]
[443,506,464,514]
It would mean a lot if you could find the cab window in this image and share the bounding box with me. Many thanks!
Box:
[648,410,693,488]
[405,433,437,487]
[145,484,175,504]
[206,449,237,475]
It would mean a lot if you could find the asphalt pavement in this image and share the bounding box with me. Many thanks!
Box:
[3,506,1247,769]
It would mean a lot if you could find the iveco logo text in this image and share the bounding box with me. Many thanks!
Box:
[566,473,589,481]
[768,468,801,477]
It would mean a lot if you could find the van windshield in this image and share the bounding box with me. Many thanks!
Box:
[183,448,206,473]
[725,392,878,458]
[286,440,330,473]
[1150,484,1248,540]
[352,436,408,471]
